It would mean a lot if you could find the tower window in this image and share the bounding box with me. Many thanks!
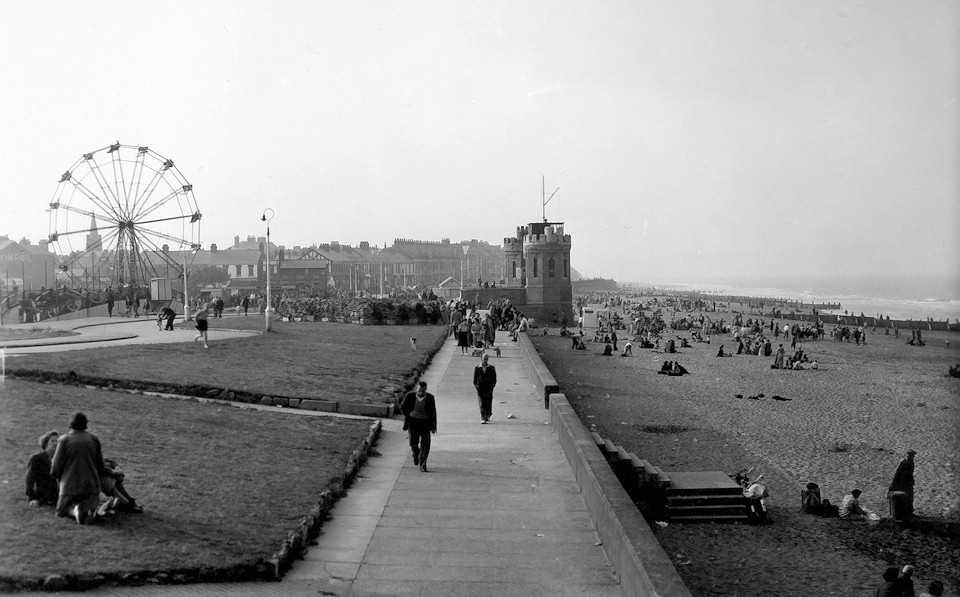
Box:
[564,258,569,278]
[512,260,517,279]
[533,257,538,279]
[548,258,555,278]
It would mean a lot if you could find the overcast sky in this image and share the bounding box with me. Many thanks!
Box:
[1,1,957,298]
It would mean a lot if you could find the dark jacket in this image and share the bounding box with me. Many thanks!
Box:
[400,391,437,433]
[473,364,497,395]
[889,459,915,493]
[25,451,57,503]
[51,430,104,497]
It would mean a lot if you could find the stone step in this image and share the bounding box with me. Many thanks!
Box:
[667,494,749,506]
[667,513,752,522]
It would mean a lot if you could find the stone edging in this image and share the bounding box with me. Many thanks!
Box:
[516,335,692,597]
[0,420,382,593]
[267,419,382,579]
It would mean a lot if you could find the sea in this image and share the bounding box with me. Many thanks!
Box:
[651,283,960,323]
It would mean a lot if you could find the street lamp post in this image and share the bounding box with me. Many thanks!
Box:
[182,243,200,321]
[261,208,275,332]
[460,245,469,299]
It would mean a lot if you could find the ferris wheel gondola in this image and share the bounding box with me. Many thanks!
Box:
[48,142,201,290]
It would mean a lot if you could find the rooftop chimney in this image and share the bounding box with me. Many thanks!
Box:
[210,243,218,253]
[234,235,240,246]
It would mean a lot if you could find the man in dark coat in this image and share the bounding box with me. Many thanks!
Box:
[888,449,916,519]
[400,382,437,472]
[25,430,59,506]
[51,413,105,524]
[473,353,497,423]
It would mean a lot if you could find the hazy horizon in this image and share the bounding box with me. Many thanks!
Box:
[1,2,957,298]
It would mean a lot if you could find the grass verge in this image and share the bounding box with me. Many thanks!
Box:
[0,379,376,591]
[7,321,448,407]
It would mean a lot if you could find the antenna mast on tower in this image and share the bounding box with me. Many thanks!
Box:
[541,175,559,222]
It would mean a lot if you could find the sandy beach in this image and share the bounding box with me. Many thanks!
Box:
[533,303,960,595]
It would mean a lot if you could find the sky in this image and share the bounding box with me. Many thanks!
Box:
[1,1,958,299]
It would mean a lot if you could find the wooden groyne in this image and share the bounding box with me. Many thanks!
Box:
[767,311,959,332]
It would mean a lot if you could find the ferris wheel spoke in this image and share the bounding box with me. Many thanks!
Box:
[110,145,130,213]
[135,213,196,229]
[82,155,123,214]
[135,234,179,278]
[49,202,119,229]
[59,226,119,270]
[134,223,198,247]
[129,164,168,220]
[66,177,123,221]
[128,147,149,216]
[134,186,188,221]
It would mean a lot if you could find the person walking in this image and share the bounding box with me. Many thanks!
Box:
[241,295,250,316]
[105,288,114,317]
[193,303,210,348]
[473,353,497,424]
[400,381,437,472]
[51,413,105,525]
[888,449,916,520]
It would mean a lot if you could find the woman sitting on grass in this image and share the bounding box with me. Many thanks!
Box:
[25,430,59,506]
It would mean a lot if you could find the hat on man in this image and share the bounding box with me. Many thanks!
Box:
[906,449,917,454]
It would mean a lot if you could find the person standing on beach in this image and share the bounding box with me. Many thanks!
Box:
[888,449,916,519]
[51,413,105,525]
[473,353,497,424]
[400,381,437,472]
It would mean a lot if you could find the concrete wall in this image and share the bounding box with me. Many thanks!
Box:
[516,334,692,597]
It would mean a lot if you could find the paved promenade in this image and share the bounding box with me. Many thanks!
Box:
[59,332,624,596]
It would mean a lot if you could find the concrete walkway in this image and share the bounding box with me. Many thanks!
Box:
[57,333,624,596]
[0,316,257,353]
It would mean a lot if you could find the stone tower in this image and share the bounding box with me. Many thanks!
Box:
[502,226,525,287]
[520,221,572,324]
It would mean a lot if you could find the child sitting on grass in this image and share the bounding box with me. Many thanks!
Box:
[97,458,143,516]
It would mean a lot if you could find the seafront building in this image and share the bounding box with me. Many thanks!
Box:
[2,220,576,326]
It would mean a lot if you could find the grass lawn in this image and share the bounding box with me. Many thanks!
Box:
[0,379,374,588]
[8,320,449,406]
[0,327,79,342]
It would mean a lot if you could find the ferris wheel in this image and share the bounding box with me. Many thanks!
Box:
[48,142,201,290]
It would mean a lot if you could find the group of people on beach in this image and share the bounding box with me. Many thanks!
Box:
[25,412,142,525]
